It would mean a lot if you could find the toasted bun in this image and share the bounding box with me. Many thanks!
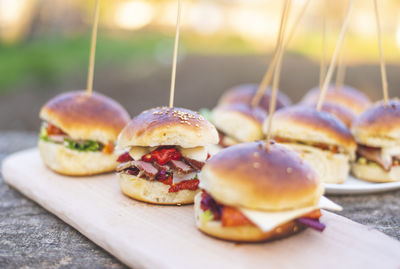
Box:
[301,85,372,115]
[38,140,116,176]
[40,91,130,144]
[118,173,199,205]
[282,143,350,184]
[305,102,356,128]
[194,193,304,242]
[200,141,323,211]
[352,162,400,183]
[265,106,356,154]
[118,107,218,149]
[352,100,400,147]
[218,83,291,112]
[212,103,267,142]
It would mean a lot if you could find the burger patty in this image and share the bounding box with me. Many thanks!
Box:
[274,136,340,154]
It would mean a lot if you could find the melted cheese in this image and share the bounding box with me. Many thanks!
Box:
[129,146,156,160]
[179,146,207,162]
[382,146,400,165]
[238,196,342,232]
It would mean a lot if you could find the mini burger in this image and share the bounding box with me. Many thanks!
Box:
[218,83,291,113]
[116,107,219,205]
[195,141,342,242]
[263,106,356,184]
[39,91,130,176]
[352,100,400,182]
[301,85,372,115]
[211,103,267,150]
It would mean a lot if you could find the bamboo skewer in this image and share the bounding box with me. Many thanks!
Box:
[373,0,389,106]
[251,0,310,108]
[265,0,291,150]
[335,44,347,90]
[169,0,182,108]
[319,0,327,91]
[86,0,100,97]
[316,0,354,111]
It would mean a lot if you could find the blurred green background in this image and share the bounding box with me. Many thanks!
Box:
[1,0,400,130]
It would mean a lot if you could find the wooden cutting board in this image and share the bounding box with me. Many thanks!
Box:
[2,148,400,269]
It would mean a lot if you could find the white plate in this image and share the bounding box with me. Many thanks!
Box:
[325,175,400,195]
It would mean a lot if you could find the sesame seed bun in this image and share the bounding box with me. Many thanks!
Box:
[264,106,356,155]
[194,193,304,242]
[38,140,117,176]
[118,107,219,149]
[40,91,130,144]
[352,99,400,147]
[218,83,291,112]
[212,103,267,143]
[118,173,199,205]
[301,85,372,115]
[200,141,323,211]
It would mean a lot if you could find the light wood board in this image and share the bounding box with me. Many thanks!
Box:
[2,148,400,269]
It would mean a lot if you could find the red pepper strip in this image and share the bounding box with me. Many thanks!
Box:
[151,148,180,165]
[221,206,254,227]
[46,123,66,135]
[117,152,133,163]
[168,179,199,193]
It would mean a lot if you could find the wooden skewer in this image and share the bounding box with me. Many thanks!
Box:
[86,0,100,97]
[319,0,327,91]
[169,0,182,108]
[265,0,291,150]
[335,43,347,90]
[316,0,354,111]
[373,0,389,106]
[251,0,310,108]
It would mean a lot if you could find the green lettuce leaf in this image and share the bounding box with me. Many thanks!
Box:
[201,209,214,222]
[39,126,50,142]
[64,139,100,152]
[199,108,213,123]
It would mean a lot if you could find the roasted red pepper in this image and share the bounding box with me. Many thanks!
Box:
[149,147,181,165]
[46,123,66,135]
[221,206,254,227]
[117,152,133,163]
[168,179,199,193]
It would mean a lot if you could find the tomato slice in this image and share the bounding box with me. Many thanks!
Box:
[117,152,133,163]
[46,123,66,135]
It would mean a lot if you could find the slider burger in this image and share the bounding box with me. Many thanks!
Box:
[116,107,219,205]
[301,85,372,115]
[39,91,130,176]
[351,100,400,182]
[218,83,291,113]
[195,141,342,242]
[211,103,267,149]
[263,106,356,184]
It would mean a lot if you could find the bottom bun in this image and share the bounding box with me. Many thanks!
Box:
[194,193,304,242]
[118,173,199,205]
[282,143,350,184]
[351,162,400,183]
[38,140,116,176]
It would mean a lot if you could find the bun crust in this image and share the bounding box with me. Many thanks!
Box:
[218,83,291,112]
[352,100,400,147]
[282,143,351,184]
[265,106,356,154]
[194,193,304,242]
[301,85,371,115]
[118,173,199,205]
[118,107,218,149]
[40,91,130,144]
[308,102,356,128]
[351,162,400,183]
[212,104,267,142]
[200,141,323,211]
[38,140,117,176]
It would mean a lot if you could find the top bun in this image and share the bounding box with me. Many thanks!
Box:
[212,103,267,142]
[118,107,219,148]
[352,99,400,147]
[306,102,356,128]
[200,141,323,211]
[40,91,130,144]
[301,85,372,115]
[264,106,356,154]
[218,83,291,112]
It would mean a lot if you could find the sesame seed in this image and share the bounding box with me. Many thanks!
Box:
[253,152,260,158]
[286,167,292,174]
[253,162,260,168]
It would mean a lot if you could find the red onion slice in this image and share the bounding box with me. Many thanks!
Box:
[296,217,326,232]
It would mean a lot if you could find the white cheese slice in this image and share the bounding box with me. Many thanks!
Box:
[129,147,152,161]
[238,196,342,232]
[172,172,197,184]
[179,146,207,162]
